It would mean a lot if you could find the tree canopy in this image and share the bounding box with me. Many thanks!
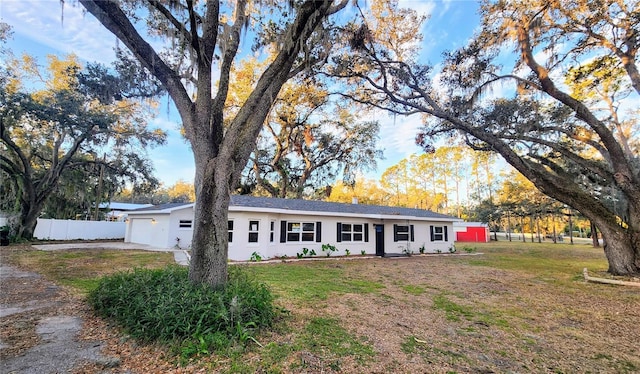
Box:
[329,0,640,275]
[0,50,166,238]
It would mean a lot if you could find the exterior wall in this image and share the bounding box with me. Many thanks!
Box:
[454,222,489,243]
[125,214,171,248]
[127,206,456,260]
[33,219,125,240]
[456,227,489,242]
[168,209,196,249]
[266,213,374,260]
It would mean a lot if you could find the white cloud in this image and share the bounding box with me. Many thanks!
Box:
[373,111,424,173]
[399,0,437,19]
[1,1,117,63]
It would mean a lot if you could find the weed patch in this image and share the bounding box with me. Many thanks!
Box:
[402,284,426,295]
[250,263,384,304]
[433,293,475,322]
[299,317,375,364]
[402,336,467,364]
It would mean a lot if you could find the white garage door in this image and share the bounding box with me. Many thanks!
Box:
[129,218,153,245]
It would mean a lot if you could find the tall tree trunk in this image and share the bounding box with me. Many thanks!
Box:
[189,156,233,286]
[530,215,535,243]
[594,218,640,275]
[18,201,43,240]
[506,210,512,241]
[568,210,574,245]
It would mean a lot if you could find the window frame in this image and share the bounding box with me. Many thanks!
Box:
[248,220,259,243]
[393,224,415,242]
[430,225,448,242]
[280,221,321,243]
[228,220,234,243]
[178,219,192,229]
[269,220,275,242]
[339,223,365,242]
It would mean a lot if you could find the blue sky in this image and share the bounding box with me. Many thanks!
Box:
[0,0,481,187]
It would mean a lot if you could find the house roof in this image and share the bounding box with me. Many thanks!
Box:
[98,202,154,210]
[128,202,194,213]
[127,195,460,222]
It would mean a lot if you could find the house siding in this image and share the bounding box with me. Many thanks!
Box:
[125,201,457,260]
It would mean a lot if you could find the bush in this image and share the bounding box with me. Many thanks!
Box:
[88,265,279,359]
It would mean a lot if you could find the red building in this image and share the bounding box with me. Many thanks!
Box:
[454,222,490,243]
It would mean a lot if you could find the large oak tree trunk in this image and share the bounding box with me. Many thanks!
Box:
[595,220,640,275]
[18,205,40,240]
[189,157,232,286]
[16,187,46,240]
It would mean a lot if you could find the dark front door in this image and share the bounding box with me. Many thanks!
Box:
[375,224,385,256]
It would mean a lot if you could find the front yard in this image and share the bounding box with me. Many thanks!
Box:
[2,241,639,373]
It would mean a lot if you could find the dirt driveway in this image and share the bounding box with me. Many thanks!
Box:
[0,263,116,373]
[1,241,179,373]
[31,241,190,265]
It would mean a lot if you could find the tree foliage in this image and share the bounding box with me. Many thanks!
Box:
[247,82,381,198]
[223,55,383,199]
[0,51,166,238]
[328,0,640,275]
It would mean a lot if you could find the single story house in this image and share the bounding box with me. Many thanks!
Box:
[453,222,490,243]
[125,195,461,261]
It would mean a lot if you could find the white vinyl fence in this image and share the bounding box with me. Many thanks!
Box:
[34,219,126,240]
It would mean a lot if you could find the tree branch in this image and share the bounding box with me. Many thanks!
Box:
[79,0,195,127]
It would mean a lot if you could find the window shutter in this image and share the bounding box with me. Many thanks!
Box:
[336,222,342,242]
[444,226,448,241]
[430,225,434,241]
[364,223,369,242]
[280,221,287,243]
[393,224,398,242]
[316,222,322,242]
[410,225,415,242]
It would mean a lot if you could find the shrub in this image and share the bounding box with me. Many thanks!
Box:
[321,243,338,257]
[88,265,279,359]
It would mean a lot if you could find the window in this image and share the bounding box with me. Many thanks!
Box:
[248,220,259,243]
[337,223,368,242]
[179,220,192,228]
[394,224,414,242]
[430,225,448,242]
[270,221,275,242]
[280,221,321,242]
[228,220,234,243]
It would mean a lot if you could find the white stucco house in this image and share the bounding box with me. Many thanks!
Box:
[124,195,461,261]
